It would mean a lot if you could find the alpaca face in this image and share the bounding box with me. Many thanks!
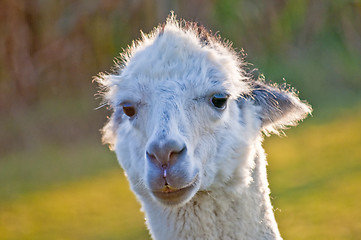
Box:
[97,17,311,208]
[101,26,251,207]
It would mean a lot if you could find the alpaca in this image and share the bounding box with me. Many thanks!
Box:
[96,14,312,240]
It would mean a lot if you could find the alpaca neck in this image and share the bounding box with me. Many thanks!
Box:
[142,148,282,240]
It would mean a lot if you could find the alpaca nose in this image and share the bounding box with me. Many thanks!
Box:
[146,139,187,169]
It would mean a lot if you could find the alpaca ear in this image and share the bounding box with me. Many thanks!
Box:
[245,81,312,134]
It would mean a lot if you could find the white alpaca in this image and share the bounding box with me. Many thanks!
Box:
[96,14,311,240]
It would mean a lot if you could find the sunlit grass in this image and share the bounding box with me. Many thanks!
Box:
[0,170,149,240]
[0,107,360,239]
[266,107,361,240]
[0,140,149,240]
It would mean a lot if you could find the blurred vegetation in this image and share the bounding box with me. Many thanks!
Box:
[0,0,360,239]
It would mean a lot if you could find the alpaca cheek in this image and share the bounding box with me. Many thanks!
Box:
[114,130,146,176]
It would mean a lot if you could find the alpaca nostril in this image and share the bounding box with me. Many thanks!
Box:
[146,151,157,162]
[169,146,186,160]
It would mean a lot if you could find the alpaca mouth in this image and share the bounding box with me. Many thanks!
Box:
[151,175,199,205]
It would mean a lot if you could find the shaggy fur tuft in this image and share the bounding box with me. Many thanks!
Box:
[96,12,311,240]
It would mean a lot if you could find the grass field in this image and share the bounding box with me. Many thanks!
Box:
[266,107,361,239]
[1,106,360,240]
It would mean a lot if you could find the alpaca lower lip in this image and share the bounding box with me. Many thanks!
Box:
[151,175,198,204]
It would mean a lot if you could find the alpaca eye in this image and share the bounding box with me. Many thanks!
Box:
[211,93,228,110]
[122,103,136,117]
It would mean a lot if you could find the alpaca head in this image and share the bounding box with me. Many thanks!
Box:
[96,15,311,207]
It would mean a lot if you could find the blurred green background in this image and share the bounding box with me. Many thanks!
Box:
[0,0,360,239]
